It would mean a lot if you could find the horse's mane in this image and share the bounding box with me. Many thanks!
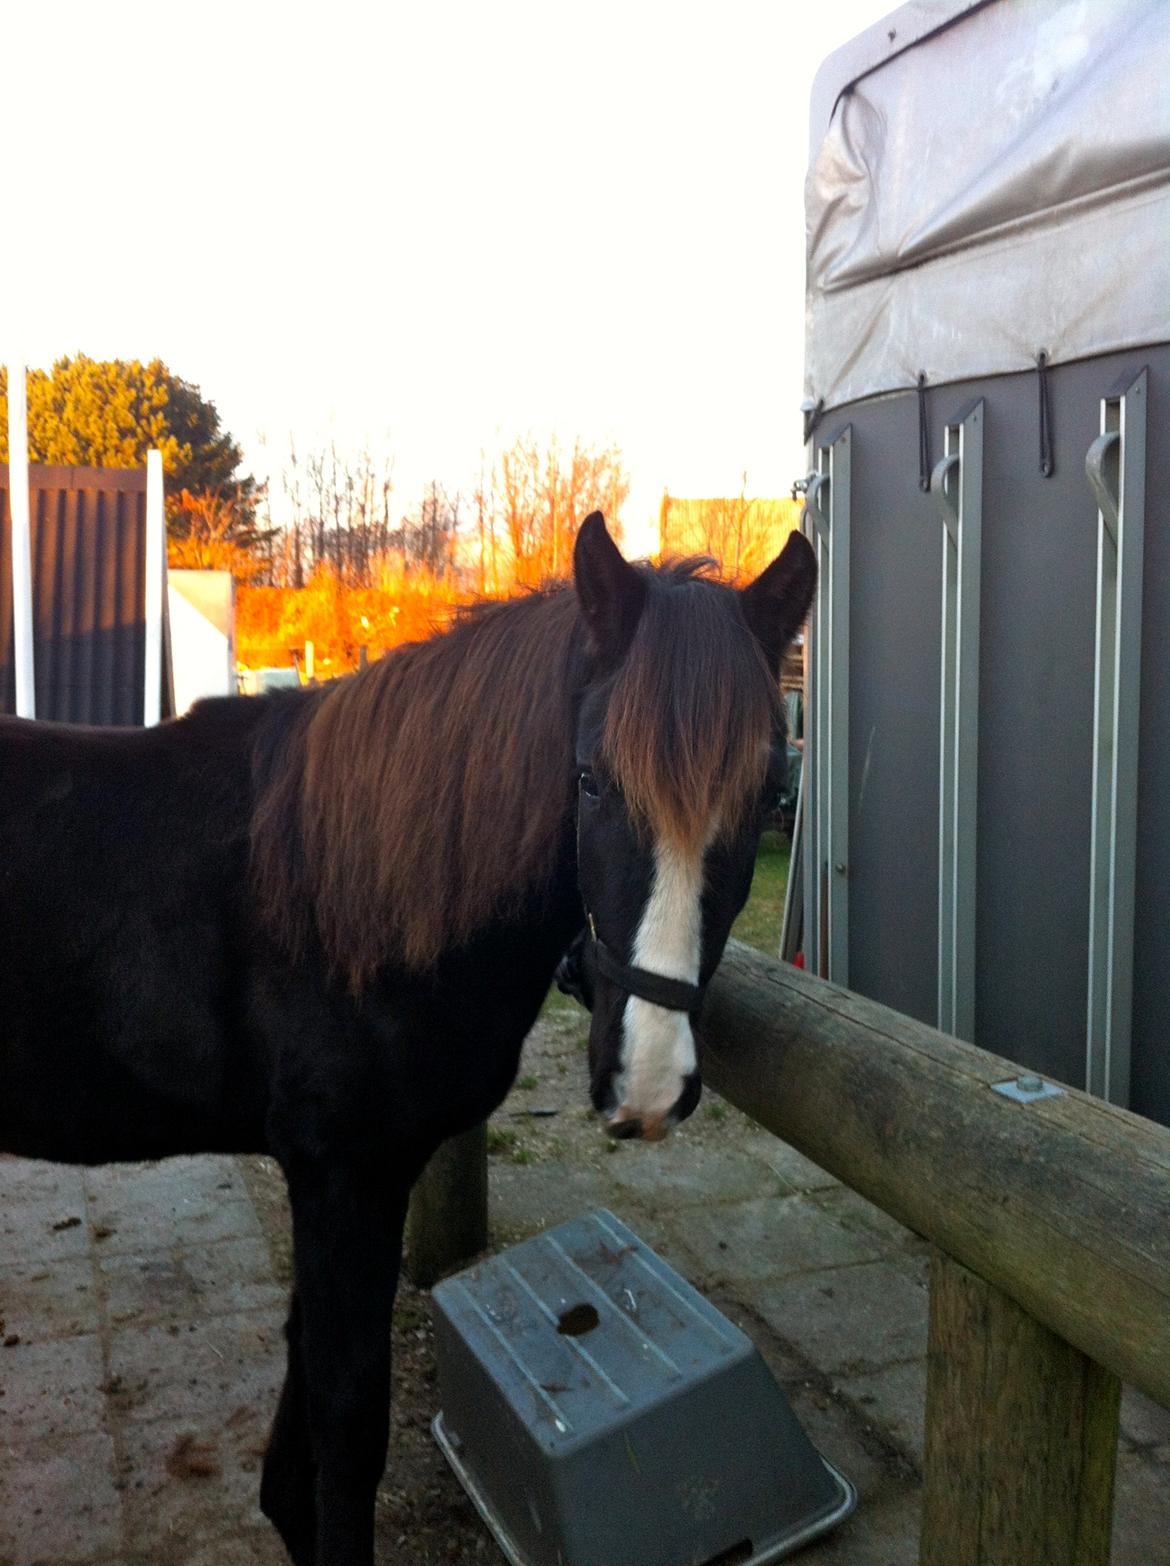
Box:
[250,560,780,990]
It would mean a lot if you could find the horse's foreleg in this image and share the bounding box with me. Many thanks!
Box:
[261,1294,318,1566]
[280,1162,407,1566]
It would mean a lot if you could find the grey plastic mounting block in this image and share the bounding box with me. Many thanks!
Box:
[431,1209,856,1566]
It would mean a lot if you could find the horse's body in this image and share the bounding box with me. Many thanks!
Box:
[0,515,815,1566]
[0,695,575,1169]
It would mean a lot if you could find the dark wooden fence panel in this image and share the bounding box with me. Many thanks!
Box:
[0,464,151,725]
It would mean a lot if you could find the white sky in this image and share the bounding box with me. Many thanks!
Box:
[6,0,892,555]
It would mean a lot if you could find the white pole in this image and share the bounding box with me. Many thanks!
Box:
[7,362,36,718]
[143,448,165,725]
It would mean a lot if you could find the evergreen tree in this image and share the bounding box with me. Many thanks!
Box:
[0,356,256,523]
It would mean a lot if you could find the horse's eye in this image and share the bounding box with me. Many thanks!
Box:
[579,769,600,799]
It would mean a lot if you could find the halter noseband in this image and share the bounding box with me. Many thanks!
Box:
[556,907,705,1017]
[591,928,705,1012]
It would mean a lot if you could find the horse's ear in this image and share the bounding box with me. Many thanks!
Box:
[740,531,817,673]
[573,512,646,667]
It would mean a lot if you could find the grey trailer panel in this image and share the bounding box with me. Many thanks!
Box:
[814,350,1167,1119]
[827,396,942,1027]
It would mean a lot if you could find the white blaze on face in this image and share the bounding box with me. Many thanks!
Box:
[611,834,706,1138]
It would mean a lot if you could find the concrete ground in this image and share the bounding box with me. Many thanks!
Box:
[1,1009,1167,1565]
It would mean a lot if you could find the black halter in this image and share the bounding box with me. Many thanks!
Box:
[561,776,705,1015]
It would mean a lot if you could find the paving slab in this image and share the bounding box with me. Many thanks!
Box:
[1121,1385,1170,1450]
[845,1359,928,1464]
[0,1253,100,1343]
[737,1129,847,1194]
[753,1259,930,1380]
[603,1136,790,1207]
[1112,1448,1170,1566]
[99,1238,286,1328]
[0,1153,284,1566]
[115,1411,271,1554]
[674,1192,889,1284]
[0,1334,109,1443]
[84,1158,262,1257]
[0,1430,123,1566]
[105,1311,285,1427]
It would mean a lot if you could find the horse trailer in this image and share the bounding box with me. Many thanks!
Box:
[796,0,1170,1124]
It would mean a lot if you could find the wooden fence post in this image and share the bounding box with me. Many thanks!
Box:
[405,1124,488,1288]
[920,1248,1120,1566]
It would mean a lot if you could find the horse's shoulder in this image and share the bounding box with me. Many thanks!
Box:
[0,715,95,817]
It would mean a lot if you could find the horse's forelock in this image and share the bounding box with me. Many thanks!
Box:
[600,572,779,849]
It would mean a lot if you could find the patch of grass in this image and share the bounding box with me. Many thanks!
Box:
[704,1100,729,1124]
[516,1074,539,1091]
[731,829,791,955]
[487,1124,541,1165]
[542,986,580,1017]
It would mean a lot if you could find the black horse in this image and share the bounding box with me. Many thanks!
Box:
[0,513,815,1566]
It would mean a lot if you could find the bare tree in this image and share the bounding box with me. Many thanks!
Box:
[491,434,629,585]
[275,440,396,586]
[659,484,802,580]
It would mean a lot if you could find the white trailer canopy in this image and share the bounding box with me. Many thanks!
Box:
[805,0,1170,411]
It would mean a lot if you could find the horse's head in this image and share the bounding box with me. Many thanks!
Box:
[565,512,816,1142]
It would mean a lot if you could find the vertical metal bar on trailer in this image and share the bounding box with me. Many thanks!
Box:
[6,363,36,719]
[932,401,983,1040]
[779,759,804,963]
[1085,369,1146,1106]
[802,428,851,986]
[143,449,165,727]
[801,492,819,978]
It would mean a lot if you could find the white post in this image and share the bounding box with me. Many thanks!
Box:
[7,363,36,718]
[143,448,165,726]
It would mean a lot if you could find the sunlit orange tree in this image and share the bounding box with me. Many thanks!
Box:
[492,435,629,588]
[234,434,631,672]
[658,486,802,582]
[168,488,273,580]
